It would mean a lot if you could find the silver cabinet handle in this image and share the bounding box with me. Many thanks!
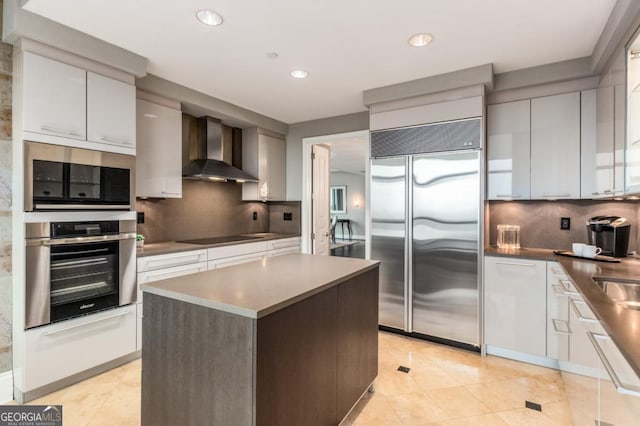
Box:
[41,310,131,336]
[100,135,129,144]
[496,194,522,198]
[38,232,136,246]
[495,261,536,268]
[569,298,599,323]
[543,193,571,198]
[552,318,571,335]
[40,125,82,137]
[587,332,640,397]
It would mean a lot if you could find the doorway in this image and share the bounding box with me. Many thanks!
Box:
[301,130,370,258]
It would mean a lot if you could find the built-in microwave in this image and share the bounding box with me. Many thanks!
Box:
[24,141,135,211]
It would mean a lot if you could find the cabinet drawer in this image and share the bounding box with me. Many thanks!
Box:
[137,261,208,300]
[207,241,268,260]
[208,252,266,270]
[24,305,136,391]
[268,246,301,257]
[137,250,207,272]
[268,237,301,250]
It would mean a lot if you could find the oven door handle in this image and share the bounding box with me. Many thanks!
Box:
[30,233,137,246]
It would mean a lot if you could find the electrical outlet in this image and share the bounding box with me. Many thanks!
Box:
[283,212,293,221]
[137,212,145,224]
[560,217,570,230]
[252,211,258,221]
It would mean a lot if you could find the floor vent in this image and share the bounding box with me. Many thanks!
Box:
[397,366,410,373]
[525,401,542,412]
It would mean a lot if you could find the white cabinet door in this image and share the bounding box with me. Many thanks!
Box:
[484,257,547,357]
[547,262,569,361]
[531,92,581,199]
[87,72,136,148]
[24,305,136,391]
[136,98,182,198]
[23,52,86,140]
[242,129,286,201]
[583,88,611,199]
[568,296,602,374]
[262,134,286,200]
[487,100,531,200]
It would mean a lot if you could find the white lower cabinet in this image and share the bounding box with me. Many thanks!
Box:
[547,262,569,361]
[24,305,136,392]
[267,237,302,257]
[484,257,547,357]
[136,249,208,351]
[594,333,640,425]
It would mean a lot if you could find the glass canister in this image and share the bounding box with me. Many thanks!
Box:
[497,224,521,249]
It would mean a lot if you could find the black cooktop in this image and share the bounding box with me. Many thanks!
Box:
[177,235,262,245]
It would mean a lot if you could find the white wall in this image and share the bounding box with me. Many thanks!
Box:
[330,172,365,239]
[286,112,369,201]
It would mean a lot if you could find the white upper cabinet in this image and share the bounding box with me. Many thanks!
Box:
[487,100,531,200]
[21,51,136,155]
[23,52,86,141]
[581,88,605,198]
[136,97,182,198]
[242,129,286,201]
[531,92,581,199]
[87,72,136,148]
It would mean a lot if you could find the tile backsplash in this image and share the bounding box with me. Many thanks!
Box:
[488,200,640,252]
[136,180,300,243]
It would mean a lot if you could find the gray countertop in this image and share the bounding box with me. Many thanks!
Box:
[485,245,640,378]
[484,246,557,261]
[556,256,640,378]
[141,253,380,319]
[136,233,301,257]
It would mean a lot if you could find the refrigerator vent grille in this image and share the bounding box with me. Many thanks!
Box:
[371,118,481,157]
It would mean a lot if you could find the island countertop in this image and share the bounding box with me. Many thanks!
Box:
[141,253,380,319]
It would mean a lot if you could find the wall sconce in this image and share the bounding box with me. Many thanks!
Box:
[353,198,361,208]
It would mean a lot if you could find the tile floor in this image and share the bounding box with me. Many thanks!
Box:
[15,331,572,425]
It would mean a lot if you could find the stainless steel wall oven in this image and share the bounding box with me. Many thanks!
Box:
[25,220,136,329]
[24,141,135,211]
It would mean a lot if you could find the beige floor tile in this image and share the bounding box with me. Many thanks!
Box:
[386,391,451,424]
[426,413,509,426]
[423,386,493,419]
[497,406,570,426]
[10,332,571,426]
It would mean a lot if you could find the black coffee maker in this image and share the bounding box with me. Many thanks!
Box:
[586,216,631,257]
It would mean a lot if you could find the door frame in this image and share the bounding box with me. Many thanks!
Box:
[301,130,370,256]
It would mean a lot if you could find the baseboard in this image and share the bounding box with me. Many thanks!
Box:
[485,345,560,370]
[0,370,13,403]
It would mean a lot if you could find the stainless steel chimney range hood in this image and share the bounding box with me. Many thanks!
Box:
[182,116,258,182]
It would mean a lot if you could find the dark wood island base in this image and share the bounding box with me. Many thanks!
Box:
[141,255,379,426]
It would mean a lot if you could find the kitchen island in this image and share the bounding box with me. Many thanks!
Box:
[140,253,380,426]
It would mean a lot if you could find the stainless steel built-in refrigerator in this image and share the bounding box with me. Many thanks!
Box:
[370,118,481,348]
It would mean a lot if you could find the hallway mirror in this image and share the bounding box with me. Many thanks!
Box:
[330,185,347,214]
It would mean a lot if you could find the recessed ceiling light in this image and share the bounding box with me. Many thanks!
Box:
[408,33,433,47]
[267,52,279,59]
[290,69,308,79]
[196,9,223,26]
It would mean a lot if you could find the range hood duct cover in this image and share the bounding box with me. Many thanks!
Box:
[182,116,258,182]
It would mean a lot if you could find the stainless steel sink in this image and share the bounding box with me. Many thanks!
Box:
[592,276,640,310]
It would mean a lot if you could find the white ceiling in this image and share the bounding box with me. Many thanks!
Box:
[24,0,616,124]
